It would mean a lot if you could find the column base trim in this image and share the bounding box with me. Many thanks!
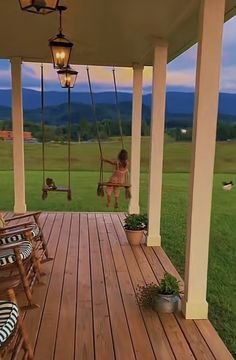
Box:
[182,298,208,319]
[14,204,27,214]
[146,234,161,247]
[128,204,140,215]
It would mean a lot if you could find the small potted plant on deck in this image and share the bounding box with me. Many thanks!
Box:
[123,213,148,246]
[136,272,181,313]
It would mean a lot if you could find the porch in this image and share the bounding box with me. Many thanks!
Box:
[4,212,232,360]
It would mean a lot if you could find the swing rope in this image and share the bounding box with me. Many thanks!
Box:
[41,63,72,200]
[86,66,131,199]
[112,68,131,199]
[86,67,104,187]
[112,67,124,149]
[41,63,46,188]
[67,87,72,200]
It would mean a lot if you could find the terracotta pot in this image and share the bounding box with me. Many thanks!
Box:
[125,229,144,246]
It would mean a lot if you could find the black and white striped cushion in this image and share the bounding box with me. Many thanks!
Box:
[0,224,40,246]
[0,301,19,347]
[0,241,32,267]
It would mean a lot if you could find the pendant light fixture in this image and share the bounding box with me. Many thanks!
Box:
[49,6,73,69]
[57,66,78,88]
[19,0,59,14]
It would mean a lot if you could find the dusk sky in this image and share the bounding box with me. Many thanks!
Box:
[0,16,235,94]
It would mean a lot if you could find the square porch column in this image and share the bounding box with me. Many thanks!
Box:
[11,57,26,214]
[129,65,144,214]
[182,0,225,319]
[147,43,168,246]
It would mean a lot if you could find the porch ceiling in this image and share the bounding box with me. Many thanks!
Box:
[1,0,236,66]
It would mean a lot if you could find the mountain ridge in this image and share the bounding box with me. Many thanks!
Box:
[0,89,235,115]
[0,90,236,125]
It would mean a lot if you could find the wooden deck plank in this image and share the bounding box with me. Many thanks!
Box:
[104,213,156,360]
[33,213,71,360]
[2,211,232,360]
[175,313,215,360]
[133,243,194,359]
[88,213,115,360]
[141,246,166,281]
[153,246,184,289]
[54,213,80,360]
[195,320,234,360]
[75,213,94,360]
[21,213,59,350]
[111,213,175,360]
[96,213,136,360]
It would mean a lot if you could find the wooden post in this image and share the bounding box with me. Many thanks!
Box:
[147,43,168,246]
[129,65,144,214]
[11,57,26,214]
[182,0,225,319]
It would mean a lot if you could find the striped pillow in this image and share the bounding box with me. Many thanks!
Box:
[0,241,32,267]
[0,301,19,347]
[0,224,40,246]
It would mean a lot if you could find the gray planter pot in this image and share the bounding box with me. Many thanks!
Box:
[152,294,180,313]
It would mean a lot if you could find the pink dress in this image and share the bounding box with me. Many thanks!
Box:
[106,160,129,197]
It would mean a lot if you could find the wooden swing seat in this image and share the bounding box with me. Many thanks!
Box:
[42,186,72,200]
[98,182,131,188]
[42,186,70,193]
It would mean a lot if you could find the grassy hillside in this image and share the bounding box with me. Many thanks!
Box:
[1,138,236,173]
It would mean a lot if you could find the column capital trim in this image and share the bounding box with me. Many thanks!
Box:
[10,57,23,64]
[132,63,144,70]
[152,37,168,48]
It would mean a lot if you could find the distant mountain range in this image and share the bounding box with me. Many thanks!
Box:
[0,89,236,126]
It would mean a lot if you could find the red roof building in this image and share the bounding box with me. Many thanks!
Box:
[0,130,32,141]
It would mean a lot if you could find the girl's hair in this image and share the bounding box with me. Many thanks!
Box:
[118,149,128,167]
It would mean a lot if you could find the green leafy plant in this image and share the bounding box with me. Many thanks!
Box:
[123,213,148,231]
[136,272,181,309]
[158,272,181,296]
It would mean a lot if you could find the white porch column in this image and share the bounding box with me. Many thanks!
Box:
[129,65,144,214]
[147,43,168,246]
[182,0,225,319]
[11,57,26,214]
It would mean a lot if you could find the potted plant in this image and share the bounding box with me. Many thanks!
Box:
[123,213,148,246]
[136,272,181,313]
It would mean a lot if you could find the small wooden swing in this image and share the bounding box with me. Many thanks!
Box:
[86,67,131,200]
[40,64,72,201]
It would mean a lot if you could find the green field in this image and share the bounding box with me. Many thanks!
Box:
[1,137,236,173]
[0,139,236,356]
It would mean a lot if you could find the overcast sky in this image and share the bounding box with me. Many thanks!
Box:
[0,16,235,93]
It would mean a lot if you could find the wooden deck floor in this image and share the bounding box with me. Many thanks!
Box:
[3,212,233,360]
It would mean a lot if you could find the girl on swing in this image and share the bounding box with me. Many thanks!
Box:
[102,149,129,208]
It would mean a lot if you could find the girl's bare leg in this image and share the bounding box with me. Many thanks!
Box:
[106,194,111,207]
[114,196,119,208]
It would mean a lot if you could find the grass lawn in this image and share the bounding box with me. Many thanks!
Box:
[1,137,236,172]
[1,169,236,355]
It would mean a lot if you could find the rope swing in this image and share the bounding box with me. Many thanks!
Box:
[41,63,72,201]
[86,66,131,200]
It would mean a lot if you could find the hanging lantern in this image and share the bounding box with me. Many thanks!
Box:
[19,0,59,14]
[58,67,78,88]
[49,6,73,69]
[49,34,73,69]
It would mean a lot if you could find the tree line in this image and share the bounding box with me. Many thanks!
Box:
[0,119,150,142]
[166,122,236,141]
[1,119,236,142]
